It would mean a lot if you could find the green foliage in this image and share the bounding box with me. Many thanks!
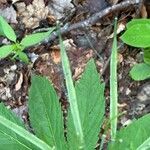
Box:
[110,17,118,141]
[0,57,106,149]
[29,76,66,149]
[0,45,13,59]
[17,51,29,64]
[59,26,84,149]
[0,16,149,150]
[126,19,150,29]
[0,16,16,42]
[121,23,150,48]
[130,63,150,80]
[0,16,54,63]
[144,48,150,65]
[109,114,150,150]
[0,103,49,150]
[121,19,150,81]
[20,28,54,48]
[67,60,105,150]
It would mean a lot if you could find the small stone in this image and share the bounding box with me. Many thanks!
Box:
[10,65,17,71]
[125,88,131,95]
[137,83,150,102]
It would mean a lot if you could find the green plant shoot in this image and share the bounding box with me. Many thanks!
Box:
[110,17,118,141]
[0,16,55,63]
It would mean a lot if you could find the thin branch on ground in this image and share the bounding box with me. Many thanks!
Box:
[42,0,141,44]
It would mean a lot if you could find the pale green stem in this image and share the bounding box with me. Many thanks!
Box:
[110,17,118,141]
[58,26,85,149]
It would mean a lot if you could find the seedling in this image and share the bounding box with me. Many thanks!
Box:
[0,16,55,63]
[121,19,150,80]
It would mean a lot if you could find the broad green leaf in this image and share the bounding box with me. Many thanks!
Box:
[20,28,55,48]
[0,115,53,150]
[0,16,16,42]
[109,114,150,150]
[0,103,33,150]
[137,136,150,150]
[144,48,150,65]
[121,24,150,48]
[28,76,66,149]
[0,45,13,59]
[130,63,150,81]
[17,51,29,63]
[127,19,150,29]
[67,59,105,150]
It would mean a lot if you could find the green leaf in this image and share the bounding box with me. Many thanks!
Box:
[0,16,16,42]
[126,19,150,29]
[67,59,105,150]
[0,103,36,150]
[59,29,84,149]
[108,114,150,150]
[144,48,150,65]
[28,76,66,149]
[137,136,150,150]
[110,17,118,140]
[0,45,13,59]
[130,63,150,81]
[20,28,55,48]
[0,103,26,150]
[121,24,150,48]
[17,51,29,63]
[0,115,53,150]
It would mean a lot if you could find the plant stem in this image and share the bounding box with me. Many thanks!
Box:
[58,25,85,149]
[110,17,118,141]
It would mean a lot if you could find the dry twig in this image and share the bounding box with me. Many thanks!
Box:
[43,0,141,44]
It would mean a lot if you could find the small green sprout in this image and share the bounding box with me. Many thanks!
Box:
[0,16,55,63]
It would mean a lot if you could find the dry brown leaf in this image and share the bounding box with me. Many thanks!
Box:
[15,73,23,91]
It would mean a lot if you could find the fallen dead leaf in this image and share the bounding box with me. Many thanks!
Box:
[15,73,23,91]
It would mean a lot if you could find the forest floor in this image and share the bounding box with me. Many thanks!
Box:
[0,0,150,148]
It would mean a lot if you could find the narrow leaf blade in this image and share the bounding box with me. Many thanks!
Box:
[0,16,16,42]
[0,103,32,150]
[0,115,52,150]
[20,28,55,48]
[109,114,150,150]
[130,63,150,80]
[67,59,105,150]
[0,45,13,59]
[59,31,84,149]
[28,76,66,149]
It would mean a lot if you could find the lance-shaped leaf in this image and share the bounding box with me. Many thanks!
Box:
[0,103,39,150]
[0,45,13,59]
[67,59,105,150]
[20,28,55,48]
[0,16,16,42]
[28,76,66,149]
[109,114,150,150]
